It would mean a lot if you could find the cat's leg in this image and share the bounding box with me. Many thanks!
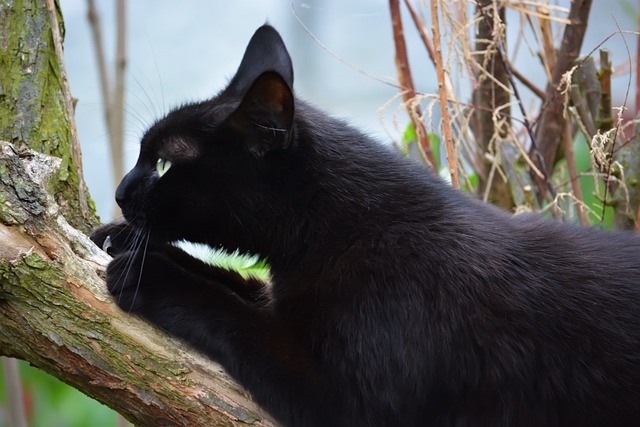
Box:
[90,219,139,256]
[150,244,270,306]
[91,223,268,305]
[106,249,333,427]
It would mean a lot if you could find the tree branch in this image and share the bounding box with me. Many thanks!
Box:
[47,0,92,221]
[389,0,437,169]
[531,0,593,197]
[429,0,460,187]
[1,356,27,427]
[472,0,513,208]
[112,0,127,190]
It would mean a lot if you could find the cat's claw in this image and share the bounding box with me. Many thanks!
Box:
[90,219,137,257]
[102,235,113,255]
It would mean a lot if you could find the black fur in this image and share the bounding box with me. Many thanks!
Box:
[91,25,640,426]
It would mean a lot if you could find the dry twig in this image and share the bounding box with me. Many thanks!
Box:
[389,0,437,169]
[532,0,593,196]
[429,0,460,187]
[86,0,127,216]
[563,122,588,225]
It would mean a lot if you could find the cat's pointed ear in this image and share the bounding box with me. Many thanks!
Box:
[229,70,294,157]
[226,25,294,157]
[226,25,294,97]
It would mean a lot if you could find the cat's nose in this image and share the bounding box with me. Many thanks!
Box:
[115,183,126,208]
[114,171,132,208]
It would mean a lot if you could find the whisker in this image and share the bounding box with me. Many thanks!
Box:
[115,103,151,136]
[125,85,157,125]
[124,222,143,252]
[113,226,144,301]
[128,227,152,312]
[146,35,166,115]
[128,71,159,119]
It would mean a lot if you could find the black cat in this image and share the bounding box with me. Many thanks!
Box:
[91,25,640,426]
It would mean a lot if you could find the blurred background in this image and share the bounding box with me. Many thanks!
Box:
[1,0,637,425]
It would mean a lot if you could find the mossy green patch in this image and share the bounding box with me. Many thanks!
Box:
[0,0,98,233]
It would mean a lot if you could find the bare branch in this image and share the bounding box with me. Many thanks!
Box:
[86,0,126,216]
[509,64,546,101]
[429,0,460,187]
[596,49,614,132]
[1,357,27,427]
[389,0,437,169]
[86,0,112,136]
[403,0,436,64]
[472,0,513,208]
[112,0,127,187]
[532,0,593,196]
[563,123,589,225]
[570,84,597,138]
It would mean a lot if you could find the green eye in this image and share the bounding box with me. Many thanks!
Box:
[156,158,172,177]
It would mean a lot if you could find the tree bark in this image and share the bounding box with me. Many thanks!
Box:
[613,118,640,230]
[0,0,97,233]
[530,0,593,198]
[0,1,273,425]
[472,0,513,209]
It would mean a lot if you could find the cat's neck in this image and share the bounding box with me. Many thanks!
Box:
[250,103,458,272]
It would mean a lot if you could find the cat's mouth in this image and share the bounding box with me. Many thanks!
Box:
[118,201,143,225]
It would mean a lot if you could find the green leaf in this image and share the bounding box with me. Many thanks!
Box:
[401,122,417,155]
[460,172,478,193]
[570,133,614,227]
[0,361,117,427]
[428,133,441,171]
[402,122,442,170]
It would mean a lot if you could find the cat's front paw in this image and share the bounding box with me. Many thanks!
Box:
[106,248,193,317]
[106,251,144,312]
[106,250,169,314]
[90,219,138,257]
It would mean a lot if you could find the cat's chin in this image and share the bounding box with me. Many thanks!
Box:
[120,212,168,241]
[119,209,146,228]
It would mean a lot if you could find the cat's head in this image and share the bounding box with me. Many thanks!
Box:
[115,25,298,251]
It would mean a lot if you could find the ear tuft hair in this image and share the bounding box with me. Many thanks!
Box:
[229,71,294,157]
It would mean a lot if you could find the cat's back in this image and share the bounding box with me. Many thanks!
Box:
[506,211,640,292]
[288,102,640,425]
[320,155,640,425]
[412,201,640,426]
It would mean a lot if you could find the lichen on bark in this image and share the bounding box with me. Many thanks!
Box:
[0,0,98,233]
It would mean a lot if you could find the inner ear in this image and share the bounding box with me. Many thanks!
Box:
[229,71,294,157]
